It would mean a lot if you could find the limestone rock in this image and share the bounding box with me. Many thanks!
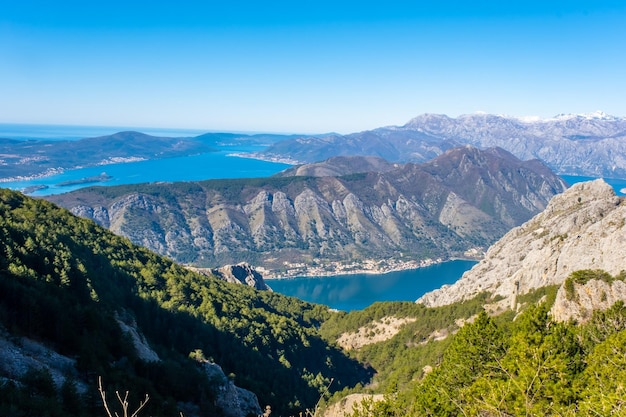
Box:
[115,313,160,362]
[208,262,271,290]
[551,279,626,323]
[322,394,385,417]
[418,179,626,308]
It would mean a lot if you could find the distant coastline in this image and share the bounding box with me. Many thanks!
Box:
[0,168,66,183]
[258,257,446,279]
[227,152,301,166]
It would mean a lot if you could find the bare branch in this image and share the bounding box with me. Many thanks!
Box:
[98,376,115,417]
[98,376,150,417]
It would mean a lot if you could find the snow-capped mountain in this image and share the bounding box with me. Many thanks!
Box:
[260,112,626,177]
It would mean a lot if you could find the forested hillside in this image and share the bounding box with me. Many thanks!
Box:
[2,186,626,417]
[0,188,371,416]
[338,294,626,416]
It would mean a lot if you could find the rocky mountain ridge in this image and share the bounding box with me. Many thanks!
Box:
[46,147,566,274]
[258,112,626,177]
[417,179,626,309]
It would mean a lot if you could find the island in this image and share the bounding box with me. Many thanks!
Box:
[56,172,112,187]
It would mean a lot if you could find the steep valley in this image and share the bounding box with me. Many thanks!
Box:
[2,177,626,416]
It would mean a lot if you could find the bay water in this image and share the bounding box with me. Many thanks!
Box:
[267,260,478,311]
[0,123,290,196]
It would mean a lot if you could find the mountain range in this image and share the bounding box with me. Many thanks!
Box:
[3,176,626,416]
[46,146,566,275]
[257,111,626,177]
[3,111,626,185]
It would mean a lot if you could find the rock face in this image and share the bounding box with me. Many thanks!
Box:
[417,179,626,308]
[202,362,262,417]
[208,263,271,290]
[0,327,86,393]
[47,147,565,275]
[260,112,626,177]
[551,279,626,323]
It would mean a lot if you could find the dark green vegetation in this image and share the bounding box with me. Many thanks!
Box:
[320,294,494,393]
[3,186,626,416]
[0,189,371,416]
[336,280,626,416]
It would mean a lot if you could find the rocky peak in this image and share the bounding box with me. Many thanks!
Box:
[210,263,271,290]
[417,179,625,308]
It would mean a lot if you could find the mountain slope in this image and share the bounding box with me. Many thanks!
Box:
[276,155,396,177]
[258,112,626,177]
[0,189,370,416]
[317,179,626,416]
[417,179,626,308]
[46,146,566,275]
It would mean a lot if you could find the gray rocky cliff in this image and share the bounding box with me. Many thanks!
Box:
[417,179,626,308]
[190,262,270,290]
[47,146,566,275]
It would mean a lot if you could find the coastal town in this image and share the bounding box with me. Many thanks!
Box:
[256,257,444,279]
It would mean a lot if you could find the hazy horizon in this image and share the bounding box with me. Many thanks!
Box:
[2,1,626,134]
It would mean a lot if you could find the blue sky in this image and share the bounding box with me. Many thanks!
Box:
[1,1,625,133]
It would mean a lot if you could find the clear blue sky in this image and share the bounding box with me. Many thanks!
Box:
[2,1,625,133]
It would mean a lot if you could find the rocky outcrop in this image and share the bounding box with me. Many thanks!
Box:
[0,327,86,393]
[115,313,160,362]
[0,321,262,417]
[322,394,385,417]
[417,179,626,308]
[202,362,263,417]
[203,263,270,290]
[551,278,626,323]
[47,147,566,275]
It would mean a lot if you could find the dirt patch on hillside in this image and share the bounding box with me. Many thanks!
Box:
[337,316,416,350]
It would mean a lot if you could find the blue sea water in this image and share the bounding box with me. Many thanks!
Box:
[0,124,291,195]
[267,260,478,311]
[3,150,291,196]
[2,123,626,197]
